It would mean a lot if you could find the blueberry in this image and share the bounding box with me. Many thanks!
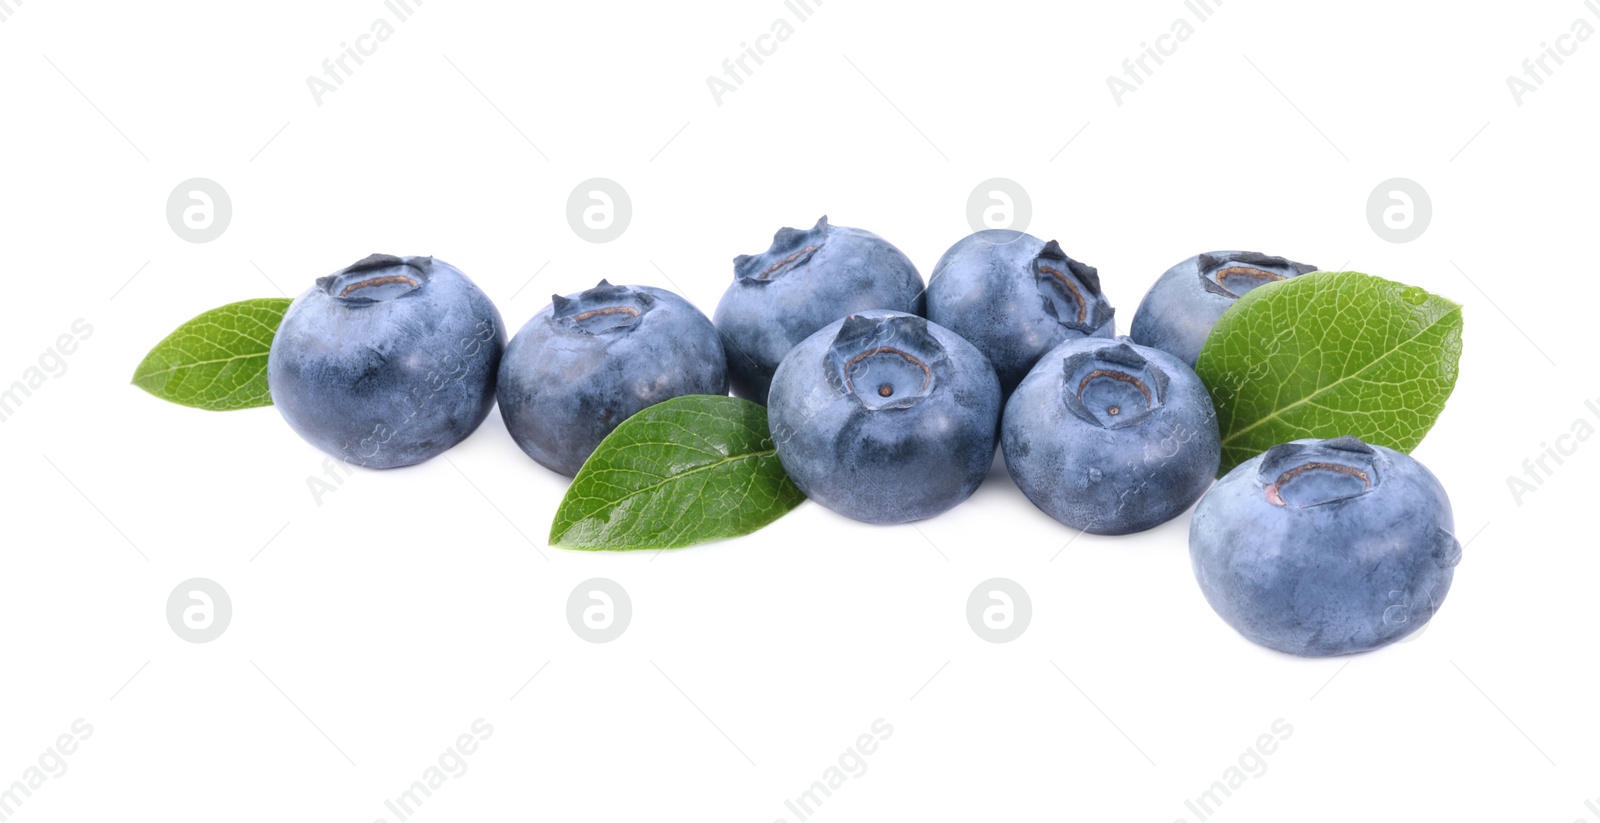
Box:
[267,254,506,469]
[767,310,1000,525]
[925,231,1115,398]
[1001,338,1219,535]
[714,216,924,404]
[1129,251,1318,366]
[497,280,727,476]
[1189,437,1462,657]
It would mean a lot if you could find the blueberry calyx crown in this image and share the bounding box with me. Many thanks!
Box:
[1059,342,1167,429]
[1195,252,1319,300]
[320,254,433,303]
[1034,241,1114,334]
[732,216,830,284]
[1258,436,1381,508]
[551,280,655,335]
[825,314,945,411]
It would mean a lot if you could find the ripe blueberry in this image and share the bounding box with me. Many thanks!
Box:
[767,310,1000,525]
[1189,437,1462,656]
[497,280,727,476]
[1002,338,1219,534]
[714,216,924,404]
[267,254,506,469]
[925,230,1115,397]
[1129,251,1318,366]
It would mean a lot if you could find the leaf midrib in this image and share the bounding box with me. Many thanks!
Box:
[555,445,777,539]
[1219,304,1460,447]
[134,350,270,382]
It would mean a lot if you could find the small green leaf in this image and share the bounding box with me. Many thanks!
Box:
[132,298,292,411]
[1195,271,1463,474]
[550,395,806,550]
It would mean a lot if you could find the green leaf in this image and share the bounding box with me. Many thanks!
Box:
[132,298,292,411]
[550,394,806,551]
[1195,271,1463,474]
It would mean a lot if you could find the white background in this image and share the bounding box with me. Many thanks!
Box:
[2,0,1596,820]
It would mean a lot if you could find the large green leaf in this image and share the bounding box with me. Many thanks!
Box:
[1195,271,1463,474]
[132,298,291,411]
[550,395,805,551]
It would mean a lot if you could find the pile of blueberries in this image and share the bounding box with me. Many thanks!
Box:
[266,218,1461,657]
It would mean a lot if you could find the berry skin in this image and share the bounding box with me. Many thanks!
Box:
[1129,251,1318,367]
[1189,437,1462,657]
[268,254,506,469]
[767,310,1001,525]
[925,230,1115,398]
[1001,337,1219,535]
[497,280,727,476]
[714,216,924,404]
